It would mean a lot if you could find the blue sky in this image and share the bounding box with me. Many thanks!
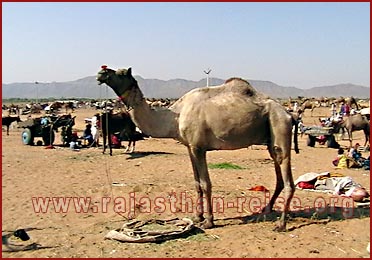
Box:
[2,2,370,88]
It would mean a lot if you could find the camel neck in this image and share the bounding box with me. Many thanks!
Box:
[129,99,180,138]
[113,81,144,109]
[113,84,179,139]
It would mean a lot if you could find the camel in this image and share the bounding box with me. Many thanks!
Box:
[298,98,320,117]
[357,99,370,109]
[97,111,146,155]
[96,66,299,231]
[29,103,43,114]
[48,101,75,114]
[332,114,370,148]
[345,97,359,110]
[63,101,75,114]
[4,104,21,116]
[317,97,330,107]
[335,97,359,110]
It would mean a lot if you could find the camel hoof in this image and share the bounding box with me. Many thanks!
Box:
[192,215,205,223]
[261,205,272,214]
[197,219,214,229]
[273,223,287,232]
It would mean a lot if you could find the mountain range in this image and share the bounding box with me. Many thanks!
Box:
[2,75,370,100]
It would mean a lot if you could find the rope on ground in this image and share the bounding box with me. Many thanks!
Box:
[104,218,203,243]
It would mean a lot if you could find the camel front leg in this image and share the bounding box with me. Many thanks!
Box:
[108,134,113,156]
[188,147,213,228]
[102,132,107,154]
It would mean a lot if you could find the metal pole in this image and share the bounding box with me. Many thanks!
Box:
[35,81,39,104]
[203,68,211,87]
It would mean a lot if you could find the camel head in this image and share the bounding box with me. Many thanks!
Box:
[97,66,137,98]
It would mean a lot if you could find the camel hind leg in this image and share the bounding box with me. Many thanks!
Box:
[262,150,283,214]
[124,141,130,153]
[130,141,136,153]
[264,144,294,231]
[125,141,135,153]
[264,111,295,231]
[187,146,213,228]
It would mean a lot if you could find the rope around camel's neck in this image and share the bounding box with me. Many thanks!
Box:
[118,82,145,110]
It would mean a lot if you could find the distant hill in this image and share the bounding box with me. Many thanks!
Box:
[2,75,370,99]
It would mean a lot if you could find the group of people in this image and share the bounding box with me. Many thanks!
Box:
[60,114,100,150]
[64,114,123,150]
[333,143,370,170]
[331,101,358,119]
[82,114,100,147]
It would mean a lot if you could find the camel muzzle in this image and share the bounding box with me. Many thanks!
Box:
[96,76,106,85]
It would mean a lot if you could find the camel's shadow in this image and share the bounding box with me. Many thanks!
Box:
[212,205,370,231]
[126,151,173,160]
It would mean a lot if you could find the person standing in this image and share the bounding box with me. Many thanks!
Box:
[331,102,337,117]
[339,103,345,116]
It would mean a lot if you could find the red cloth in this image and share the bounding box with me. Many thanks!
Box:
[297,182,315,189]
[248,185,269,192]
[111,134,120,146]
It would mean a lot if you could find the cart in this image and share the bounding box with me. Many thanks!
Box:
[18,114,75,146]
[303,126,339,148]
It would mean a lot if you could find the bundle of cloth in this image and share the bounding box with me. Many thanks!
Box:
[294,172,369,202]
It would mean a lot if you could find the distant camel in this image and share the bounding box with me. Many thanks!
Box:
[333,114,370,148]
[23,103,43,114]
[335,97,359,110]
[64,102,75,114]
[2,116,21,135]
[298,99,320,117]
[97,66,299,231]
[97,111,146,155]
[315,96,331,107]
[4,104,20,116]
[49,101,75,114]
[345,97,359,110]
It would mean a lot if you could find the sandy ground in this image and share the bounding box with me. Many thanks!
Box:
[2,106,370,258]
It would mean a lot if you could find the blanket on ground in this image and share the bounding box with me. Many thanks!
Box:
[294,172,369,202]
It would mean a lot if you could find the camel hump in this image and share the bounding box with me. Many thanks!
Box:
[224,77,249,84]
[224,77,257,97]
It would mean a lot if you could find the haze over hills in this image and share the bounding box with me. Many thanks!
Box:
[2,75,370,100]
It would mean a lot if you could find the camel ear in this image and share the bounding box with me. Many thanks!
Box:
[127,67,132,76]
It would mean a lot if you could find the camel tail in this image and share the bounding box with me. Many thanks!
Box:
[292,117,300,154]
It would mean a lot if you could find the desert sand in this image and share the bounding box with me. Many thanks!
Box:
[2,106,370,258]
